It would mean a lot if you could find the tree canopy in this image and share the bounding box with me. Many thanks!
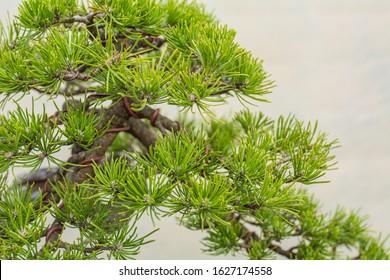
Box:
[0,0,388,259]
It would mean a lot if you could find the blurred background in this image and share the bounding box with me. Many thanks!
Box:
[1,0,389,259]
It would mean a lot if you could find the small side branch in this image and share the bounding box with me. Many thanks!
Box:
[238,220,299,259]
[56,12,106,26]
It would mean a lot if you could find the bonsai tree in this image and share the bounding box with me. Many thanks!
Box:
[0,0,388,260]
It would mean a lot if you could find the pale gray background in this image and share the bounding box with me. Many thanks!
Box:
[1,0,389,259]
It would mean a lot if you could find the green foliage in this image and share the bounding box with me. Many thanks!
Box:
[164,0,216,26]
[0,179,47,259]
[0,0,388,260]
[47,176,156,260]
[168,174,235,228]
[91,0,165,32]
[165,22,273,112]
[0,21,33,103]
[56,100,111,149]
[27,28,92,95]
[0,103,63,172]
[136,130,212,179]
[17,0,79,31]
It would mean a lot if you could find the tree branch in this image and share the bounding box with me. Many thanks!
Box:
[238,219,299,259]
[56,12,106,26]
[127,118,157,148]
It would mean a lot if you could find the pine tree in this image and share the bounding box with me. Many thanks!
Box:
[0,0,388,260]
